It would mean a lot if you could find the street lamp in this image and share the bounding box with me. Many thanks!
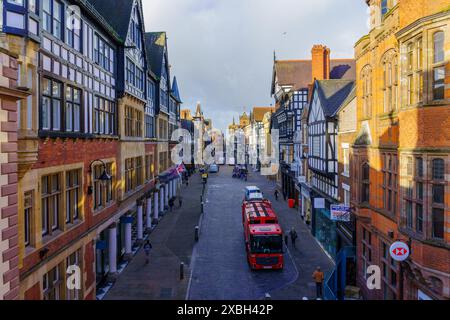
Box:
[87,159,112,195]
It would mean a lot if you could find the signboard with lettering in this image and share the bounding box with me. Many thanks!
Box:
[314,198,325,209]
[330,205,351,222]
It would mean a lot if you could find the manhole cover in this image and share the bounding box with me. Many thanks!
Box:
[160,288,173,299]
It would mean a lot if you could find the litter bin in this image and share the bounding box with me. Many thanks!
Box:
[288,199,295,208]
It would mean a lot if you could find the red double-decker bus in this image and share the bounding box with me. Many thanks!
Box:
[242,200,284,270]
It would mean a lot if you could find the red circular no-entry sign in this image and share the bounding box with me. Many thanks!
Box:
[390,241,410,262]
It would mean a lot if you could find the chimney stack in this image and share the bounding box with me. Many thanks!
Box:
[311,45,330,82]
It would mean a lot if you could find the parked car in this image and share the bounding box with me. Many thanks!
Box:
[209,164,219,173]
[244,186,264,201]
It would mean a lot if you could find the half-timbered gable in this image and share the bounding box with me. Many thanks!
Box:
[308,80,355,200]
[145,32,171,115]
[37,0,121,137]
[89,0,147,102]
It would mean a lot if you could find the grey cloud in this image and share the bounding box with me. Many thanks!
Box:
[142,0,368,131]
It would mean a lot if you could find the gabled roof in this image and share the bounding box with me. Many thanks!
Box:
[314,80,355,118]
[145,32,167,79]
[252,107,275,122]
[271,58,356,94]
[272,60,311,94]
[171,76,182,103]
[88,0,135,41]
[76,0,122,43]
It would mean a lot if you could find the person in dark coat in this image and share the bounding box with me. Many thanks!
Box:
[169,198,175,211]
[274,190,279,201]
[290,228,298,248]
[144,241,153,265]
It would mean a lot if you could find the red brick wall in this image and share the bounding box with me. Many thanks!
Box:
[84,241,95,291]
[0,52,20,300]
[24,282,41,300]
[21,138,118,276]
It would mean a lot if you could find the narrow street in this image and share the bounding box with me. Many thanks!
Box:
[188,166,333,300]
[103,166,334,300]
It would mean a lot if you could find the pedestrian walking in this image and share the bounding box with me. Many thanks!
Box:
[274,190,279,201]
[290,227,298,249]
[284,233,289,247]
[306,208,311,226]
[312,267,325,299]
[178,196,183,208]
[169,198,174,212]
[144,241,153,265]
[283,191,287,201]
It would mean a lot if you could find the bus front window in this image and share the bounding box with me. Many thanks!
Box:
[250,235,283,254]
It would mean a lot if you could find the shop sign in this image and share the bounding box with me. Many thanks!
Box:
[390,241,410,262]
[330,204,351,222]
[314,198,325,209]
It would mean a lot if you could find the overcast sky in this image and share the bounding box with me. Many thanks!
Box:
[142,0,369,131]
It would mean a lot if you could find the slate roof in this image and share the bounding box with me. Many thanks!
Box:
[272,58,355,93]
[273,60,311,92]
[145,32,166,79]
[171,77,182,103]
[315,80,355,118]
[87,0,135,41]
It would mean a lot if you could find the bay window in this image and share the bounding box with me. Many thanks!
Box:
[94,96,116,135]
[41,78,62,131]
[65,86,81,132]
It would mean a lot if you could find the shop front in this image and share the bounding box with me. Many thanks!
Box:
[311,194,338,260]
[300,183,312,227]
[314,207,338,260]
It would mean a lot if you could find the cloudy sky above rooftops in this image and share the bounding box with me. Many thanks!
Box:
[143,0,368,131]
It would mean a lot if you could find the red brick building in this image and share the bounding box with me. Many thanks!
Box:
[352,0,449,300]
[0,48,29,300]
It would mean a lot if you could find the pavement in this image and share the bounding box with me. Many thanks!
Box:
[104,166,333,300]
[104,172,204,300]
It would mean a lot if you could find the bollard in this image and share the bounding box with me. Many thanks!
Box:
[180,262,184,280]
[195,226,199,242]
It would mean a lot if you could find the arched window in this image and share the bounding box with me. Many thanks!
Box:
[361,66,372,118]
[432,32,445,100]
[361,163,370,203]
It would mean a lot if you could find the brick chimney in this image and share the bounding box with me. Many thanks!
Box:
[311,45,330,82]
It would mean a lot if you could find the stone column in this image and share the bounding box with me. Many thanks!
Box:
[124,216,133,260]
[137,202,144,244]
[146,196,152,231]
[165,184,169,207]
[167,180,172,199]
[108,223,118,280]
[173,179,177,197]
[154,192,159,221]
[160,186,165,213]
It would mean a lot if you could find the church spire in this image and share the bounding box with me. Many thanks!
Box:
[195,102,202,117]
